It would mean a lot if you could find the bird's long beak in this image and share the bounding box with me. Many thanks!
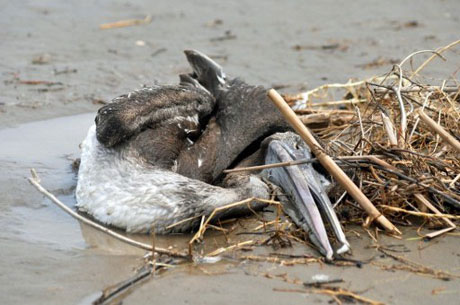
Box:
[264,137,350,260]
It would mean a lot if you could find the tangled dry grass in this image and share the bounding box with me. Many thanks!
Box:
[285,40,459,238]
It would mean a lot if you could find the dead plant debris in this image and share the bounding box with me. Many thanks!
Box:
[285,40,460,240]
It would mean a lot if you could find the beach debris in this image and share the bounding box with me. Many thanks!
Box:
[210,30,236,42]
[292,40,350,52]
[99,14,152,30]
[205,18,223,27]
[135,40,146,46]
[17,79,62,86]
[284,39,460,239]
[357,57,400,69]
[91,256,175,305]
[31,53,51,65]
[194,256,222,264]
[53,67,77,75]
[188,198,282,253]
[417,108,460,152]
[264,272,383,304]
[392,20,421,31]
[303,274,346,288]
[274,286,385,305]
[374,246,458,280]
[151,47,167,57]
[311,273,330,282]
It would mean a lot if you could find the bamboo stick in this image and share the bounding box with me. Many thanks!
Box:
[267,89,400,234]
[417,109,460,153]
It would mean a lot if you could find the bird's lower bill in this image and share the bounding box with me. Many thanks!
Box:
[263,136,350,260]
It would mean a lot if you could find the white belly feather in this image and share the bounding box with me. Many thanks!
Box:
[76,125,253,233]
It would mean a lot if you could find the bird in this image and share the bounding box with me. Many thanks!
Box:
[76,50,350,260]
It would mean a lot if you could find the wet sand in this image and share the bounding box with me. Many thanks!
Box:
[1,1,459,304]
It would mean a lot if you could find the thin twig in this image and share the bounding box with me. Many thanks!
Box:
[409,92,434,141]
[371,165,460,209]
[377,246,457,280]
[206,240,255,256]
[411,40,459,77]
[417,109,460,153]
[223,155,387,173]
[413,193,456,228]
[380,205,460,219]
[188,198,281,247]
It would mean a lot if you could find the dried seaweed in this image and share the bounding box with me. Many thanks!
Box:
[285,40,460,237]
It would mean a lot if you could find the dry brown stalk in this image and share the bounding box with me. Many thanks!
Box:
[423,226,456,239]
[188,197,281,249]
[414,193,456,228]
[286,79,373,104]
[313,288,385,305]
[260,271,382,305]
[380,205,460,220]
[206,240,255,256]
[394,49,442,146]
[450,174,460,189]
[239,254,319,265]
[375,247,457,280]
[374,86,459,93]
[253,220,279,230]
[273,287,385,305]
[381,112,398,146]
[304,98,366,107]
[417,109,460,153]
[223,155,389,174]
[294,109,355,115]
[411,39,460,77]
[99,15,152,30]
[165,214,203,230]
[299,113,355,126]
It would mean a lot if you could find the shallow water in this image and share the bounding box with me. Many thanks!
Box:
[0,114,139,305]
[1,0,459,304]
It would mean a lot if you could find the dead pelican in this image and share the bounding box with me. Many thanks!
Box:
[76,50,350,259]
